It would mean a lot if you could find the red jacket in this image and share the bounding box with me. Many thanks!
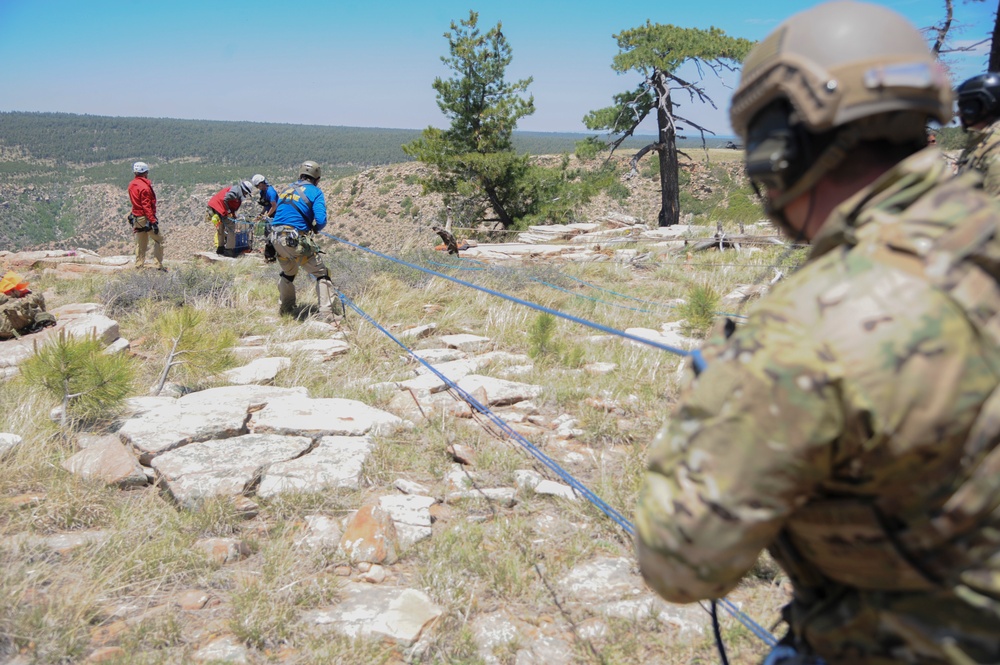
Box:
[128,175,157,222]
[208,186,243,217]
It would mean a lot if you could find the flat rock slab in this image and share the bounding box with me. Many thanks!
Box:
[272,338,349,361]
[438,334,491,352]
[410,348,466,364]
[217,357,291,385]
[191,635,248,663]
[455,375,542,406]
[250,396,403,437]
[304,582,442,647]
[624,326,695,350]
[556,556,709,636]
[398,323,437,340]
[379,494,436,549]
[62,438,147,488]
[151,434,313,508]
[119,385,307,462]
[257,435,373,498]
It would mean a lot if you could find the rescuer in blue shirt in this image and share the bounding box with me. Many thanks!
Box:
[268,160,338,322]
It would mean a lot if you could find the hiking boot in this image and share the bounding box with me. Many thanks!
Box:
[157,265,168,272]
[316,312,343,325]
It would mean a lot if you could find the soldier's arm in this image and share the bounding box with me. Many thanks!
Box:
[635,318,841,603]
[981,150,1000,198]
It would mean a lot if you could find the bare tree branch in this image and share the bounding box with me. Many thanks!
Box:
[931,0,955,55]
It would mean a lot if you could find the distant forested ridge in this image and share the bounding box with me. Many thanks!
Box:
[0,111,736,169]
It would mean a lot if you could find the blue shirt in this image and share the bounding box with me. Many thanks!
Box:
[271,180,327,232]
[260,185,278,214]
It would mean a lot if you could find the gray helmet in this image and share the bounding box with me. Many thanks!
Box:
[299,160,322,181]
[239,180,253,196]
[730,1,952,211]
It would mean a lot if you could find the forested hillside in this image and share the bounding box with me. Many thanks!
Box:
[0,112,736,168]
[0,112,740,252]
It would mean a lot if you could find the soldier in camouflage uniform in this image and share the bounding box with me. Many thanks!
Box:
[956,73,1000,196]
[635,2,1000,664]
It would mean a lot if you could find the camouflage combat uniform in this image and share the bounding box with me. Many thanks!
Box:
[957,119,1000,197]
[636,148,1000,664]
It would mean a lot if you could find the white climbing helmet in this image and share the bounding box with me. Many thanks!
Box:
[240,180,253,196]
[132,161,149,174]
[251,174,267,187]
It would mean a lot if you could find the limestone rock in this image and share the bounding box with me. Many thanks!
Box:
[338,504,399,565]
[272,338,349,361]
[119,385,307,462]
[305,582,442,647]
[455,375,542,406]
[379,494,436,549]
[61,438,147,488]
[193,538,251,565]
[295,515,343,551]
[151,434,312,508]
[249,396,403,437]
[438,333,491,352]
[216,356,290,385]
[191,634,248,663]
[257,435,373,498]
[0,433,23,458]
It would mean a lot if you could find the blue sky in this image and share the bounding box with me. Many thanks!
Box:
[0,0,993,136]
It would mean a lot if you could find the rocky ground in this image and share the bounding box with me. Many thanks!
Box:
[0,168,790,664]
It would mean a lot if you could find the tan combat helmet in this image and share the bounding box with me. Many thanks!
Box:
[299,160,322,181]
[730,0,952,212]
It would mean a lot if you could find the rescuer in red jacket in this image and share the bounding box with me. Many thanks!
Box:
[127,162,165,270]
[207,180,252,257]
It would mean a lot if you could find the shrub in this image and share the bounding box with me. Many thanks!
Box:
[527,312,586,368]
[19,331,135,428]
[152,307,235,394]
[678,284,720,336]
[100,265,235,316]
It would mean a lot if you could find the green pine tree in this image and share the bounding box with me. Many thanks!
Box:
[19,331,135,429]
[582,23,754,226]
[403,11,536,229]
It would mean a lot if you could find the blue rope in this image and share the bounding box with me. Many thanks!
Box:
[327,236,778,646]
[716,597,778,647]
[526,277,658,314]
[321,233,707,373]
[424,249,749,321]
[338,292,636,533]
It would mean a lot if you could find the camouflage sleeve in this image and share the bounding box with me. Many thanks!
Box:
[635,313,843,603]
[982,150,1000,198]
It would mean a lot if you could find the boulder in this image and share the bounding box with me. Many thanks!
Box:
[61,438,147,488]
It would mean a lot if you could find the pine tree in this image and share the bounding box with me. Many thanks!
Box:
[582,23,753,226]
[19,331,135,428]
[403,11,535,229]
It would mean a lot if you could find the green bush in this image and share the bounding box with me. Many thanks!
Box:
[19,331,135,428]
[152,307,235,394]
[678,284,720,337]
[527,312,586,368]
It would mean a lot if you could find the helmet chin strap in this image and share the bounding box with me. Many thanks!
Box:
[753,181,815,244]
[769,125,861,214]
